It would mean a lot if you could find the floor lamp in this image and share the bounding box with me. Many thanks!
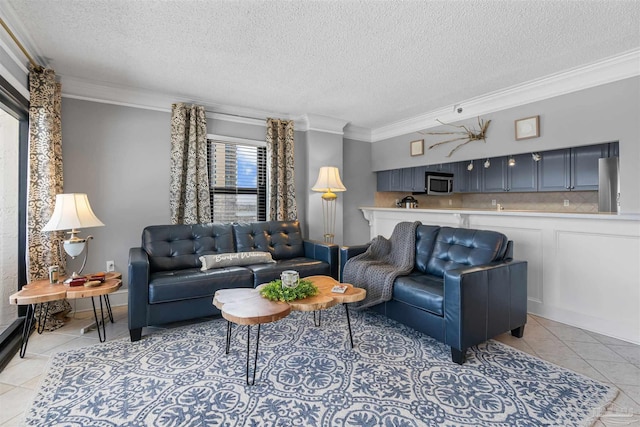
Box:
[311,166,346,244]
[42,193,105,279]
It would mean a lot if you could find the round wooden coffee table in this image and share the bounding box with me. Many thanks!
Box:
[213,288,291,385]
[279,275,366,348]
[214,276,366,385]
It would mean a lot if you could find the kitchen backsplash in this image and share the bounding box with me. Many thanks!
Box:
[375,191,598,213]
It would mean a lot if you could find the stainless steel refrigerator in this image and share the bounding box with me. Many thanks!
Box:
[598,157,620,213]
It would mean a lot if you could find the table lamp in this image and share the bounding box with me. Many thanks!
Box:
[42,193,105,279]
[311,166,346,244]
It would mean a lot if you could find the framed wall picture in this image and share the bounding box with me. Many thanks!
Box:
[515,116,540,140]
[410,139,424,156]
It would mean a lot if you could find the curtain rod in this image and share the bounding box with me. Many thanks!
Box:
[0,17,41,70]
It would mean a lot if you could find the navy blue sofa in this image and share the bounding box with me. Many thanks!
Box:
[128,220,338,341]
[341,225,527,364]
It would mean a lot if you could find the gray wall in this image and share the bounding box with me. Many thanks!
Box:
[342,138,375,245]
[62,100,171,282]
[372,77,640,213]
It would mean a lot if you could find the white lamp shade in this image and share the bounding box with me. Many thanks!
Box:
[311,167,346,193]
[42,193,105,232]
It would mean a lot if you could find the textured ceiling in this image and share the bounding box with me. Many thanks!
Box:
[4,0,640,129]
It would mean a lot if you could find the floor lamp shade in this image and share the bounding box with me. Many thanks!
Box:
[42,193,105,277]
[311,167,346,244]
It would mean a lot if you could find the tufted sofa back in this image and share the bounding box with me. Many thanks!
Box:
[234,220,305,260]
[421,227,509,277]
[142,223,236,272]
[414,225,441,274]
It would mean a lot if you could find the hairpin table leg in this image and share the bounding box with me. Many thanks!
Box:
[90,295,107,343]
[345,304,355,349]
[246,324,261,386]
[313,310,322,327]
[104,295,114,323]
[19,304,36,358]
[36,302,50,334]
[225,321,232,354]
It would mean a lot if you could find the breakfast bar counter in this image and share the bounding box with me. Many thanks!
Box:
[358,207,640,345]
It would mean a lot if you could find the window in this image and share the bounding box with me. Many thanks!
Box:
[208,139,266,222]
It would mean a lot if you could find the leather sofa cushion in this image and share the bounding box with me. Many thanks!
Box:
[426,227,508,277]
[234,221,305,260]
[143,224,235,272]
[393,272,444,316]
[248,258,330,286]
[148,266,253,304]
[414,225,441,274]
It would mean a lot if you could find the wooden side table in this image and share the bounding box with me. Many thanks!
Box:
[9,272,122,357]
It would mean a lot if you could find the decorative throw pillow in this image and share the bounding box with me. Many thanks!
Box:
[200,252,275,271]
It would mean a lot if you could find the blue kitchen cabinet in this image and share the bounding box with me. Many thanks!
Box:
[483,154,537,192]
[411,166,427,192]
[538,144,607,191]
[454,160,482,193]
[482,157,508,192]
[377,169,403,191]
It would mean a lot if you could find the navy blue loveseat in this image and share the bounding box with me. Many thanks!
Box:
[128,220,337,341]
[341,225,528,364]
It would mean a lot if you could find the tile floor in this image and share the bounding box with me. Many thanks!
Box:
[0,307,638,426]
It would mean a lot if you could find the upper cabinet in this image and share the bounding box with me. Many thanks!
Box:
[482,153,538,192]
[537,144,608,191]
[377,167,425,192]
[376,142,618,194]
[454,160,482,193]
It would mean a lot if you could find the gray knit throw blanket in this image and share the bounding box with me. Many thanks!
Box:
[343,221,420,310]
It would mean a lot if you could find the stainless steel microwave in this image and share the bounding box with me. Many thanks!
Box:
[425,172,454,195]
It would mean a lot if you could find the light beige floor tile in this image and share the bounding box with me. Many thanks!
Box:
[588,360,640,387]
[524,338,579,358]
[529,315,568,329]
[0,386,36,424]
[587,331,637,347]
[520,323,557,341]
[493,334,537,355]
[537,354,609,382]
[44,336,99,355]
[0,413,24,427]
[20,331,77,356]
[0,382,14,396]
[609,345,640,366]
[20,375,43,391]
[565,341,627,363]
[546,325,599,343]
[617,384,640,407]
[0,356,49,387]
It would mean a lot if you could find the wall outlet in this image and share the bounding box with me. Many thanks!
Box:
[491,199,497,206]
[564,200,570,207]
[106,260,115,272]
[448,199,452,205]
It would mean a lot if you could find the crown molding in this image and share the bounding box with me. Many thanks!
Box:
[371,48,640,142]
[295,114,349,135]
[60,74,282,127]
[343,124,372,142]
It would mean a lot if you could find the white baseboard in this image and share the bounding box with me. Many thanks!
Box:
[68,289,128,314]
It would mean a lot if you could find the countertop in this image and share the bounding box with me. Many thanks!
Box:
[360,207,640,221]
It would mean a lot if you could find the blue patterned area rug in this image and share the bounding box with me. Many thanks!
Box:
[25,307,616,426]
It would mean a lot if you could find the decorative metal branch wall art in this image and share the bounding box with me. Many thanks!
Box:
[419,117,491,157]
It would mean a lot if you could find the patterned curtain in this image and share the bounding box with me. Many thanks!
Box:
[27,66,64,281]
[266,119,297,221]
[169,103,211,224]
